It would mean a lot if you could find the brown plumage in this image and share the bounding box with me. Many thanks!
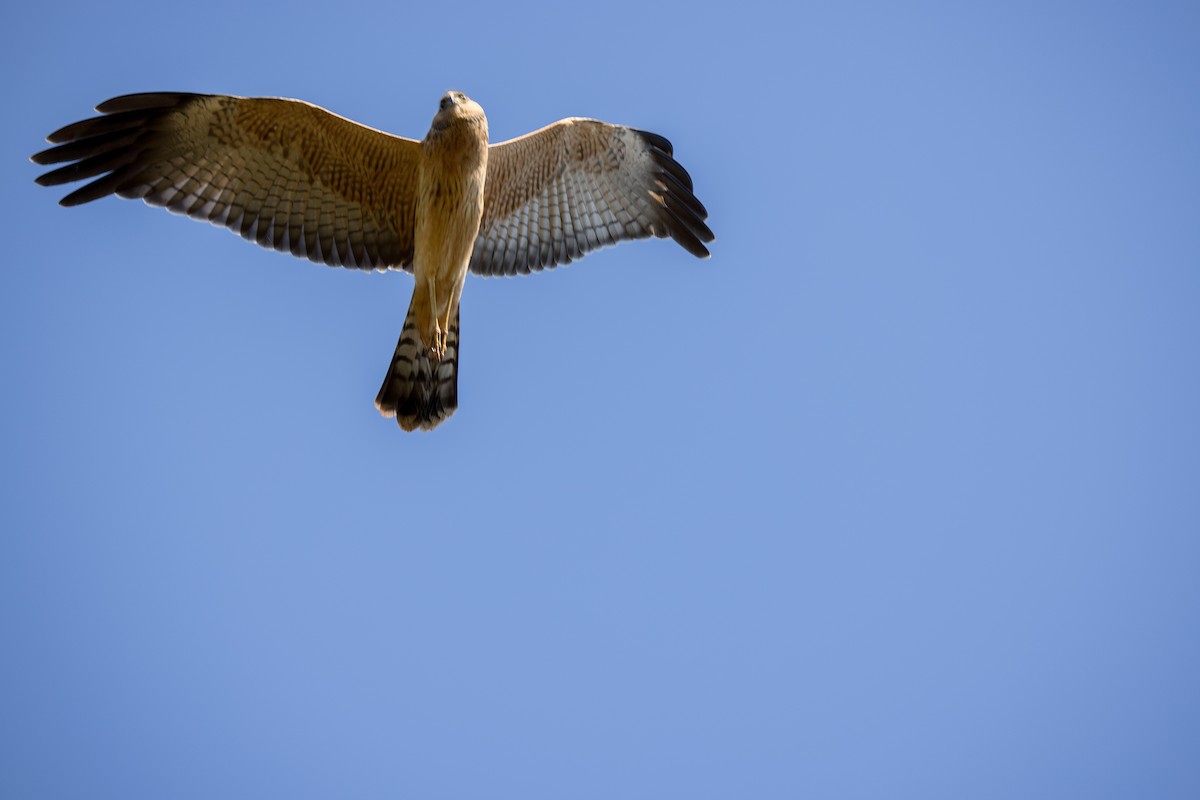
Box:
[32,91,714,430]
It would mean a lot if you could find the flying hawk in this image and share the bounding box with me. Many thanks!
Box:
[32,91,714,430]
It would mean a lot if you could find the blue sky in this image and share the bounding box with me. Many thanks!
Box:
[3,1,1198,797]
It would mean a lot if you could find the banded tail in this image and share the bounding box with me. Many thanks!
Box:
[374,303,459,431]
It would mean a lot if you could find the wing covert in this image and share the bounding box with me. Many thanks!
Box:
[469,119,713,276]
[32,92,421,271]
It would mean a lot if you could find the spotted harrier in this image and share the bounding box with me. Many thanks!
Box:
[33,91,714,430]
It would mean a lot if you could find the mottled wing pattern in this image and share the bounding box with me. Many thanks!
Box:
[32,93,422,271]
[469,119,713,276]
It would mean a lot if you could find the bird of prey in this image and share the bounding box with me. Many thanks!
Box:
[32,91,714,430]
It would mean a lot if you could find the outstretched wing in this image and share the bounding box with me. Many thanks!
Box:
[32,93,421,271]
[470,119,713,276]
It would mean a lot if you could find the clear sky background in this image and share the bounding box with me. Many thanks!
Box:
[2,1,1198,798]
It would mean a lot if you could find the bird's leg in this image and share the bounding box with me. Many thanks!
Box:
[441,298,456,347]
[441,271,466,348]
[425,275,446,360]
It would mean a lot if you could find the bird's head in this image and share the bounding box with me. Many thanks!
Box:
[430,91,486,134]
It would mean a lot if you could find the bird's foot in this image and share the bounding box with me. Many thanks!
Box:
[429,325,447,361]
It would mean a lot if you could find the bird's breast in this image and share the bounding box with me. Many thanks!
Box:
[415,126,488,278]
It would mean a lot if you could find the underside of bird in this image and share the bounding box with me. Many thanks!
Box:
[31,90,715,432]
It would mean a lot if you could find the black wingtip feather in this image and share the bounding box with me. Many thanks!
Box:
[634,130,713,257]
[35,147,137,187]
[94,92,207,114]
[32,128,141,165]
[32,94,202,205]
[661,193,714,258]
[44,107,159,144]
[635,129,674,157]
[656,152,695,194]
[657,169,708,219]
[58,169,140,207]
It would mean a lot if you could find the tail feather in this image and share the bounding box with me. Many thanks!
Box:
[374,304,459,431]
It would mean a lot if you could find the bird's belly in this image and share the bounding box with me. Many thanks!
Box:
[414,172,485,291]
